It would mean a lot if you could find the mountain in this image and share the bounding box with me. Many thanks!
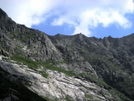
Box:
[0,8,134,101]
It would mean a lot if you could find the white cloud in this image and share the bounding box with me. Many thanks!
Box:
[0,0,57,27]
[0,0,134,36]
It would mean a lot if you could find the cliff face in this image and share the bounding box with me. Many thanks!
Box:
[0,8,134,101]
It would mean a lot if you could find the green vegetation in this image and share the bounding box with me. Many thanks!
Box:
[65,95,74,101]
[0,47,9,56]
[10,55,50,78]
[85,94,93,99]
[10,55,74,77]
[47,65,74,76]
[9,31,36,41]
[44,59,55,64]
[40,96,51,101]
[76,73,109,87]
[53,60,69,64]
[107,61,121,70]
[78,72,133,101]
[39,71,49,78]
[39,59,75,76]
[10,55,75,77]
[16,44,22,49]
[11,55,39,69]
[109,87,132,101]
[9,55,131,101]
[2,57,9,61]
[9,55,113,87]
[9,55,117,89]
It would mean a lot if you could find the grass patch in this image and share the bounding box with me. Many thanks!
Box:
[76,73,109,88]
[47,65,74,76]
[40,96,51,101]
[2,57,9,61]
[16,44,22,49]
[11,57,73,74]
[10,55,49,78]
[65,95,74,101]
[39,71,49,78]
[10,55,74,77]
[9,31,36,42]
[85,94,93,99]
[39,59,75,76]
[10,55,38,69]
[10,55,75,77]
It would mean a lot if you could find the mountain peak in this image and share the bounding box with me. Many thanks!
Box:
[75,33,85,37]
[0,8,8,19]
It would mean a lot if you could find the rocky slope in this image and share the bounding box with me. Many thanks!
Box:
[0,60,117,101]
[0,8,134,101]
[49,34,134,100]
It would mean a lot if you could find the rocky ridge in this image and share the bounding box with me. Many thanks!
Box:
[0,8,134,101]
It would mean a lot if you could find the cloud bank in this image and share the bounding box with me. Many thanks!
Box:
[0,0,134,36]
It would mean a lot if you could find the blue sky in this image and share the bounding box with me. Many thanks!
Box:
[0,0,134,38]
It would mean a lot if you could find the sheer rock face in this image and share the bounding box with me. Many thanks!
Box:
[0,8,134,101]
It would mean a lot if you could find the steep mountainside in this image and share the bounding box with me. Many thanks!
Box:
[0,8,134,101]
[49,33,134,100]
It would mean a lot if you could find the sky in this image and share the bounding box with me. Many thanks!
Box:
[0,0,134,38]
